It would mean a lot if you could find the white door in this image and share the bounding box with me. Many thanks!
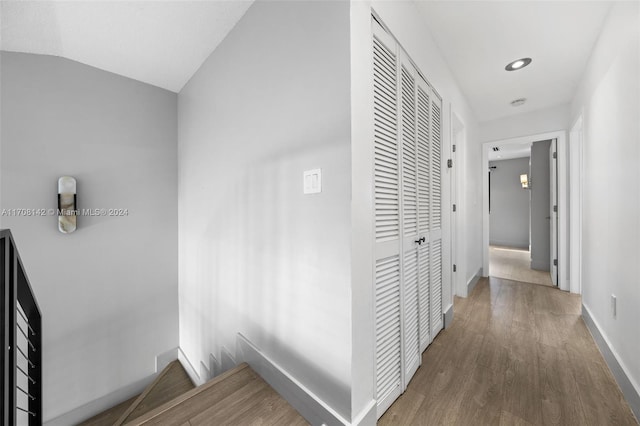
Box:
[372,20,403,417]
[372,17,445,418]
[399,54,421,384]
[415,77,431,352]
[550,138,558,286]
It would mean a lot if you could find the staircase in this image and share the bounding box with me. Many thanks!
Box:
[79,361,308,425]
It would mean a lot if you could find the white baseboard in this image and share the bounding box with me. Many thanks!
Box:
[443,304,454,329]
[352,399,377,426]
[221,345,237,373]
[156,346,179,373]
[45,347,178,425]
[467,267,482,295]
[236,333,352,426]
[582,304,640,422]
[178,346,203,386]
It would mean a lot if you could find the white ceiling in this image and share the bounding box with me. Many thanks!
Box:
[1,0,253,92]
[0,1,612,107]
[416,1,612,122]
[488,143,530,162]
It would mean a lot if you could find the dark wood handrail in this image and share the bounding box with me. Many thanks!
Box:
[1,229,42,425]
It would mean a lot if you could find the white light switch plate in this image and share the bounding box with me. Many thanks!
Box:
[303,169,322,194]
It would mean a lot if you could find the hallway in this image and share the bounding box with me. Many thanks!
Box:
[379,278,638,425]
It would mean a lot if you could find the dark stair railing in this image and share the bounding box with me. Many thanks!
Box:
[1,229,42,425]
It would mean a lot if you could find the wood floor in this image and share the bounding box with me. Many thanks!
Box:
[80,362,307,426]
[379,277,639,426]
[490,246,553,287]
[127,363,307,425]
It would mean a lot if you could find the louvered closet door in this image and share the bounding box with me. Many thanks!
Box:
[399,53,420,384]
[416,76,431,352]
[372,20,403,418]
[430,95,444,337]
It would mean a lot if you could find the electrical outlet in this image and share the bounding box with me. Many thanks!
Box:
[611,294,617,318]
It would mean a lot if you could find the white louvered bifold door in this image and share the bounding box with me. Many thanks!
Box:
[373,20,403,418]
[399,54,420,384]
[416,76,431,352]
[430,94,444,337]
[373,16,448,419]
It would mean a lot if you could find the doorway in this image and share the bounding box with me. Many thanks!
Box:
[487,141,554,286]
[482,131,569,291]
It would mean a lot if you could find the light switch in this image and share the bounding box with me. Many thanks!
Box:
[303,169,322,194]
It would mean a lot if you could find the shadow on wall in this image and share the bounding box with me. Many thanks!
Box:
[180,135,352,419]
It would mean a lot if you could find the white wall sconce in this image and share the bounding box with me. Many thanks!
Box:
[58,176,77,233]
[520,173,530,189]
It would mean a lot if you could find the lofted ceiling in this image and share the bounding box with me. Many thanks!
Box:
[416,1,612,122]
[1,0,254,93]
[1,1,612,110]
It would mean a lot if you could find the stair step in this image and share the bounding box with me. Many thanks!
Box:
[115,360,195,425]
[124,363,307,425]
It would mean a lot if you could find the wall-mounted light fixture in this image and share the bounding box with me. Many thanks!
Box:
[520,174,530,189]
[58,176,77,233]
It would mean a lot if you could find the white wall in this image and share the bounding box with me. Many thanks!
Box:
[489,158,530,249]
[479,104,570,143]
[178,0,353,420]
[569,1,640,401]
[0,52,179,421]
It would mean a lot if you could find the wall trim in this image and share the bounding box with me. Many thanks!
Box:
[467,267,482,295]
[156,346,179,373]
[44,347,178,425]
[582,304,640,422]
[352,399,376,426]
[236,333,350,426]
[178,346,203,386]
[443,304,454,329]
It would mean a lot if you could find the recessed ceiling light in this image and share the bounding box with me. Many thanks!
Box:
[511,98,526,107]
[505,58,532,71]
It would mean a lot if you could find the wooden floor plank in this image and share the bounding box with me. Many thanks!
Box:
[131,363,308,426]
[121,360,195,424]
[383,277,639,426]
[378,388,424,426]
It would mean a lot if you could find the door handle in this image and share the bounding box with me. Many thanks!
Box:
[414,237,426,245]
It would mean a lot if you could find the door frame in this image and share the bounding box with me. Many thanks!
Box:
[569,114,584,294]
[450,108,466,298]
[550,138,559,286]
[482,130,569,291]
